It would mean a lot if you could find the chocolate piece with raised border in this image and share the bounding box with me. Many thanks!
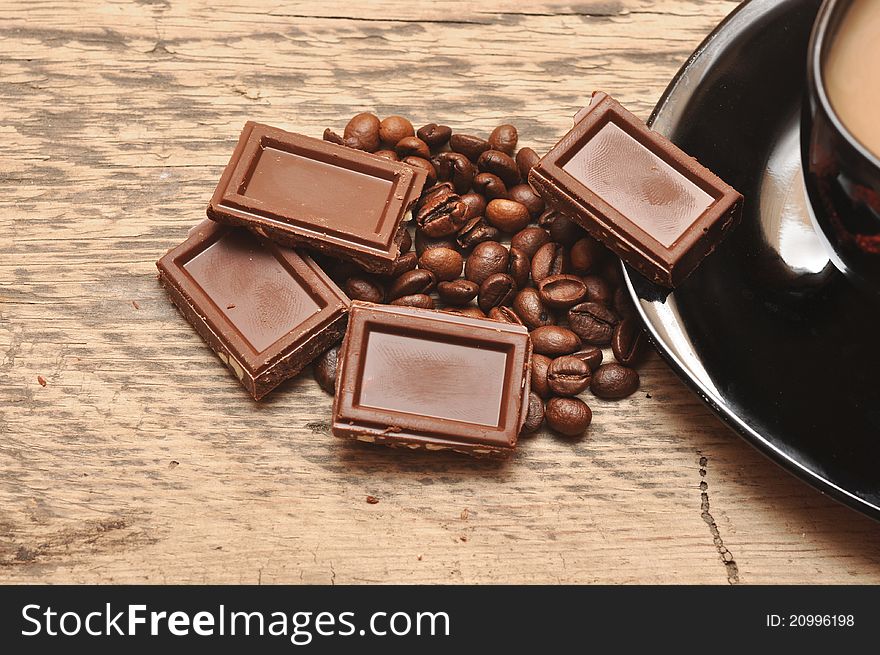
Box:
[207,122,427,274]
[157,220,349,400]
[529,92,743,287]
[332,302,532,458]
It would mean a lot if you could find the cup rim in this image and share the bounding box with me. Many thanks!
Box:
[810,0,880,171]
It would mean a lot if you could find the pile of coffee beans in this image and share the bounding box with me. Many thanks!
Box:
[315,113,649,438]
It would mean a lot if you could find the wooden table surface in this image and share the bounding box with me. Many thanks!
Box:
[2,0,879,585]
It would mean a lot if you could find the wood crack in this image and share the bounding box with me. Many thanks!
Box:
[699,454,740,584]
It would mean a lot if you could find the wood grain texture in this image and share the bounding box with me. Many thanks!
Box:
[2,0,880,584]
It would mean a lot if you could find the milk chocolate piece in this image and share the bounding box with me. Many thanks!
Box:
[157,220,349,400]
[207,122,428,274]
[529,92,743,287]
[332,302,532,458]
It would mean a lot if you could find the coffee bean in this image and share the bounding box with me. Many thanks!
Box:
[388,268,436,301]
[414,228,458,257]
[487,124,518,155]
[547,356,592,396]
[465,241,509,285]
[396,136,431,160]
[545,397,592,436]
[516,147,540,180]
[531,241,567,282]
[399,229,412,254]
[477,149,520,186]
[344,112,380,152]
[373,149,399,161]
[313,345,339,395]
[415,184,467,238]
[612,317,648,367]
[613,286,637,320]
[379,115,414,147]
[456,306,487,319]
[508,247,530,289]
[536,274,588,309]
[548,213,585,245]
[537,208,556,228]
[472,172,508,200]
[485,199,530,233]
[506,183,545,219]
[568,302,619,345]
[388,251,418,278]
[417,123,452,149]
[344,136,368,150]
[569,237,604,273]
[511,226,551,258]
[345,276,385,304]
[323,128,345,146]
[512,287,555,329]
[530,326,582,356]
[591,363,639,399]
[531,354,553,398]
[413,182,454,218]
[432,151,476,194]
[456,217,500,250]
[570,346,603,372]
[437,279,479,305]
[449,133,490,162]
[391,293,435,309]
[460,193,487,221]
[402,156,437,186]
[521,392,545,434]
[324,257,360,284]
[419,247,463,282]
[582,275,612,305]
[478,273,517,313]
[488,305,523,325]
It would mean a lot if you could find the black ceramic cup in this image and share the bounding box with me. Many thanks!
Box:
[803,0,880,293]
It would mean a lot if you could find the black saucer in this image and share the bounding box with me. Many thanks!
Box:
[625,0,880,520]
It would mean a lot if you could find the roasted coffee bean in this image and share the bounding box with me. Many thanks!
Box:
[547,356,592,397]
[511,226,551,258]
[373,149,399,161]
[508,247,530,289]
[417,123,452,148]
[414,228,458,257]
[613,286,637,319]
[413,182,454,217]
[313,345,339,395]
[345,276,385,304]
[568,302,619,345]
[537,274,588,309]
[391,293,435,309]
[457,306,486,319]
[344,112,380,152]
[488,305,523,325]
[456,217,500,250]
[449,133,491,162]
[591,363,639,399]
[471,172,508,200]
[521,392,545,434]
[601,259,625,289]
[388,251,418,278]
[477,149,520,186]
[582,275,612,305]
[465,241,509,285]
[484,198,530,233]
[415,185,467,238]
[432,151,476,194]
[399,229,412,254]
[488,124,518,155]
[507,183,545,219]
[395,136,431,160]
[388,268,436,301]
[402,156,437,186]
[323,128,346,146]
[531,241,567,282]
[478,273,517,313]
[531,354,553,398]
[612,317,648,366]
[571,346,603,372]
[548,213,585,245]
[545,397,592,436]
[437,279,479,305]
[530,326,582,356]
[324,257,360,284]
[569,237,604,273]
[515,147,540,180]
[344,136,368,150]
[512,287,555,329]
[379,115,414,147]
[419,247,463,282]
[460,193,487,221]
[537,208,557,228]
